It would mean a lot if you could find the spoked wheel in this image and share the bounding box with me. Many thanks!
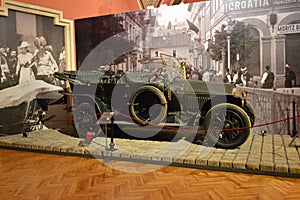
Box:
[72,103,99,139]
[204,103,251,149]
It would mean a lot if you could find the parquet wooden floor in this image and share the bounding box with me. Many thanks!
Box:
[1,149,300,200]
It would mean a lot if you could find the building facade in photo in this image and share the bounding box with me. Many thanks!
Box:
[190,0,300,87]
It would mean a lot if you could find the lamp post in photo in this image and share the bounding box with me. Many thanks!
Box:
[226,17,233,71]
[221,47,226,75]
[236,53,240,71]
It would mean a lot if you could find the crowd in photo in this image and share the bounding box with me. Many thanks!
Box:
[186,64,295,89]
[0,36,66,89]
[183,63,253,87]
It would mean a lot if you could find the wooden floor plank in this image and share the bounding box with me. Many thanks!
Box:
[1,149,300,200]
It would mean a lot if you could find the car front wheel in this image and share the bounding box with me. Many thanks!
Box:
[203,103,251,149]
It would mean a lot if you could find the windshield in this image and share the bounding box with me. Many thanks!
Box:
[160,53,186,82]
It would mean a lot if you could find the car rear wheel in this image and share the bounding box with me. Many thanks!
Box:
[203,103,251,149]
[72,103,99,139]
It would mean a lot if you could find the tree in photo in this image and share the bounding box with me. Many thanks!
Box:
[208,20,253,69]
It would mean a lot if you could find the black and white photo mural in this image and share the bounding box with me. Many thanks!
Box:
[0,0,74,134]
[0,10,65,89]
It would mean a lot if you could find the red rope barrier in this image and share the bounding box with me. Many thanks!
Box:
[1,105,300,133]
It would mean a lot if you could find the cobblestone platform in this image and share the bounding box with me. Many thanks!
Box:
[1,129,300,177]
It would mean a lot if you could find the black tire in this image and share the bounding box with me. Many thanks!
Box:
[72,103,99,139]
[129,85,167,125]
[204,103,251,149]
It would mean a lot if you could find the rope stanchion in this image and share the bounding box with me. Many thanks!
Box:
[292,100,298,137]
[289,101,299,146]
[287,108,291,135]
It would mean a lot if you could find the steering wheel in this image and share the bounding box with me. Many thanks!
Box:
[149,67,162,82]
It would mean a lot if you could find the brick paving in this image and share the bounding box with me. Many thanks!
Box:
[1,129,300,176]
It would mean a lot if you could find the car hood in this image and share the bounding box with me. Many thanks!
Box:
[172,79,235,95]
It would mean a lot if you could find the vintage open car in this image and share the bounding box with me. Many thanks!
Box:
[54,53,255,149]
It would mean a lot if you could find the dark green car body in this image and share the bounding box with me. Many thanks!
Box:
[54,55,255,149]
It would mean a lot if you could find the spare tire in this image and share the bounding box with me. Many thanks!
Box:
[129,85,167,125]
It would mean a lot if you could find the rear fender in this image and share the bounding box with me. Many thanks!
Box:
[62,92,109,117]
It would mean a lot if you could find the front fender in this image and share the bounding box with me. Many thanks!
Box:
[198,95,244,126]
